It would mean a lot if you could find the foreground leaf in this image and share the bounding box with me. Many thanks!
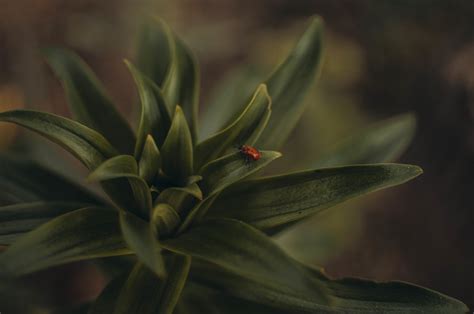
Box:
[45,48,135,154]
[0,207,130,276]
[0,155,104,205]
[0,201,90,244]
[114,263,163,314]
[314,113,417,168]
[0,110,117,170]
[199,150,281,196]
[138,135,161,184]
[163,218,329,311]
[163,34,199,142]
[161,106,194,183]
[119,211,165,277]
[195,84,271,170]
[208,164,422,231]
[257,16,324,149]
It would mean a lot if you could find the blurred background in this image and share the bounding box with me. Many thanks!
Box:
[0,0,473,311]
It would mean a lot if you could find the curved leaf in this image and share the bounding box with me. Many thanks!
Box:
[0,110,117,170]
[257,16,324,149]
[136,18,173,88]
[163,218,329,311]
[114,262,163,314]
[88,155,151,217]
[163,33,199,142]
[314,113,417,168]
[120,211,165,278]
[44,48,135,154]
[195,84,271,170]
[208,164,422,231]
[0,201,91,245]
[138,135,161,185]
[199,150,281,196]
[126,61,168,157]
[151,203,181,237]
[0,155,105,205]
[0,207,130,276]
[161,106,194,183]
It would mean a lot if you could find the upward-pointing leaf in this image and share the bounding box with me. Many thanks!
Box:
[257,16,324,149]
[208,164,422,232]
[163,33,199,143]
[0,207,130,276]
[0,110,117,170]
[195,84,271,170]
[161,106,194,183]
[314,113,417,168]
[44,48,135,154]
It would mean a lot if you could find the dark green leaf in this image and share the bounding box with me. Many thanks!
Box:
[126,61,168,157]
[199,150,281,196]
[119,211,165,277]
[0,155,105,205]
[0,207,130,276]
[314,113,417,168]
[136,18,173,88]
[257,16,324,149]
[0,201,91,244]
[157,253,191,314]
[151,203,181,237]
[114,262,163,314]
[163,34,199,142]
[161,106,194,183]
[195,84,271,170]
[44,48,135,154]
[88,155,151,217]
[0,110,117,170]
[164,183,203,200]
[163,218,329,311]
[138,135,161,185]
[88,274,128,314]
[208,164,422,231]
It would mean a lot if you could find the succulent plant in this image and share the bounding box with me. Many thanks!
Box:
[0,16,468,313]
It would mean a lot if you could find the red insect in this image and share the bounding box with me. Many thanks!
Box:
[239,144,261,161]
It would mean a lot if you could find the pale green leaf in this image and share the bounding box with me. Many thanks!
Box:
[0,207,130,276]
[195,84,271,170]
[138,135,161,185]
[44,48,135,154]
[257,16,324,149]
[314,113,417,168]
[0,110,117,170]
[119,211,166,278]
[161,106,194,183]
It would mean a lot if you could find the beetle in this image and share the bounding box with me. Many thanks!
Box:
[239,144,261,162]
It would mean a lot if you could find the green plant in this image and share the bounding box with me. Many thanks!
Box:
[0,16,468,313]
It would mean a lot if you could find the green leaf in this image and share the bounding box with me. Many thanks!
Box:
[164,183,203,201]
[119,211,166,278]
[0,201,91,244]
[168,219,467,313]
[199,66,263,140]
[44,48,135,154]
[163,33,199,142]
[125,61,169,157]
[88,155,152,217]
[0,155,105,205]
[161,106,194,183]
[88,274,128,314]
[163,218,329,311]
[257,16,324,149]
[157,253,192,314]
[138,135,161,185]
[136,18,173,88]
[0,110,118,170]
[208,164,422,231]
[151,203,181,237]
[114,262,163,314]
[314,113,417,168]
[199,150,281,196]
[0,207,130,276]
[195,84,271,170]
